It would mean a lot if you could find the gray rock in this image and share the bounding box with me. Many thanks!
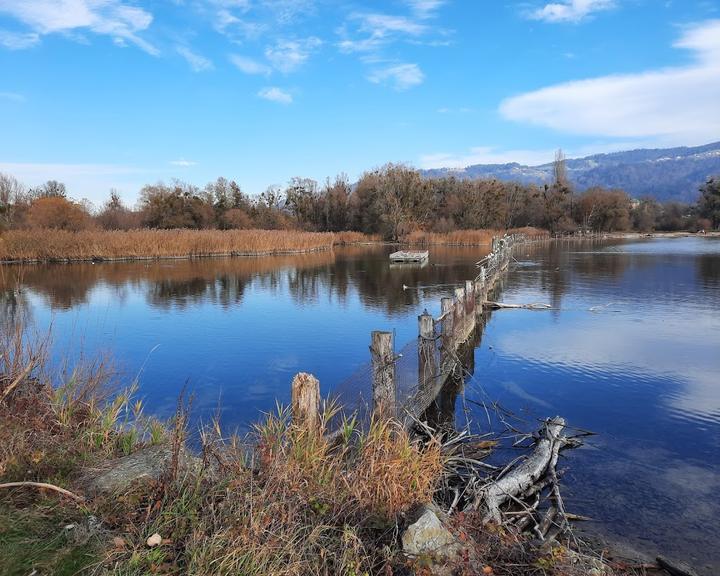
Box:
[81,444,197,495]
[402,505,462,559]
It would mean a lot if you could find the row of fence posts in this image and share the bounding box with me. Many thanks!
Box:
[290,234,522,428]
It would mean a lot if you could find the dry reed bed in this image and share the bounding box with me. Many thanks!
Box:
[0,229,375,262]
[406,227,548,246]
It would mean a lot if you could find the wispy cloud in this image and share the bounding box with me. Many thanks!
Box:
[264,37,321,73]
[176,46,213,72]
[437,106,475,114]
[0,0,158,54]
[0,91,26,102]
[169,158,198,167]
[368,63,424,90]
[339,12,427,54]
[500,19,720,145]
[229,54,272,75]
[527,0,616,23]
[0,29,40,50]
[258,86,293,104]
[405,0,447,19]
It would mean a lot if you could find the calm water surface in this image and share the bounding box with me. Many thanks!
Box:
[2,237,718,572]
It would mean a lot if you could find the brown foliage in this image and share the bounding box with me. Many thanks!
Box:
[26,197,93,231]
[0,229,376,262]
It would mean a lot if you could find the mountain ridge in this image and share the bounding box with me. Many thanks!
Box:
[421,141,720,203]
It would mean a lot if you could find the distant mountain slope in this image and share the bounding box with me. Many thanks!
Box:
[421,141,720,203]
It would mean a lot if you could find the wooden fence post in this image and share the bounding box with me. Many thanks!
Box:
[465,280,475,316]
[371,331,396,420]
[291,373,320,431]
[418,311,438,394]
[440,297,454,370]
[453,287,465,342]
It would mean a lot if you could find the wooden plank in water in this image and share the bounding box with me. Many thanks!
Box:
[389,250,429,263]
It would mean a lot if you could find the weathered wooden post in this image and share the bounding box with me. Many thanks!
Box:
[418,311,438,394]
[465,280,475,317]
[440,297,454,370]
[291,372,320,431]
[371,331,396,420]
[453,286,465,343]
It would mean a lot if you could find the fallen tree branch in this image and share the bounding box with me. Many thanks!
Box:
[469,417,568,523]
[0,481,85,503]
[483,301,553,310]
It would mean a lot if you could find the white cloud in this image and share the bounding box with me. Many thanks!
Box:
[176,46,213,72]
[0,91,26,102]
[496,306,720,421]
[264,37,321,73]
[262,0,316,24]
[0,29,40,49]
[437,106,475,114]
[169,159,197,167]
[0,0,158,54]
[405,0,446,18]
[528,0,616,23]
[229,54,272,75]
[499,19,720,145]
[420,146,559,169]
[338,11,430,54]
[258,86,293,104]
[368,63,424,90]
[213,9,266,40]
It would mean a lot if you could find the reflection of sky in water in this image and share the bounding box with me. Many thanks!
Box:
[6,238,719,572]
[466,237,720,574]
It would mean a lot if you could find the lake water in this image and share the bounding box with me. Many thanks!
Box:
[2,237,719,573]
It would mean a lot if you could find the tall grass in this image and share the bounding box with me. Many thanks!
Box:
[0,229,378,262]
[0,321,443,575]
[405,227,548,246]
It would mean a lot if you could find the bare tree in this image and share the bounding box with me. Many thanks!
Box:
[553,149,568,187]
[0,173,25,228]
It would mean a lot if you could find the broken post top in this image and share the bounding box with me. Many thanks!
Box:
[291,372,321,430]
[418,312,434,339]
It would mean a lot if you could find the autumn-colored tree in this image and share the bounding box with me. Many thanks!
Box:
[220,208,253,229]
[26,196,93,231]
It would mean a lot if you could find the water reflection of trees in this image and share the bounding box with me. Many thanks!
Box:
[697,254,720,287]
[6,241,717,318]
[0,246,490,315]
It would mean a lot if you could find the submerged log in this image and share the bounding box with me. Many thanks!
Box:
[483,301,552,310]
[656,556,700,576]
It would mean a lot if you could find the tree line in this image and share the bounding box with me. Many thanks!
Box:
[1,155,719,238]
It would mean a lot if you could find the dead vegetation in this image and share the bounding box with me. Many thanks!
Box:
[404,228,548,247]
[0,229,376,262]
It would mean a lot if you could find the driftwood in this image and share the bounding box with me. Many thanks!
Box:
[483,301,553,310]
[0,481,85,502]
[471,417,568,523]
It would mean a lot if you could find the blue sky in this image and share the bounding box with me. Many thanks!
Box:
[1,0,719,205]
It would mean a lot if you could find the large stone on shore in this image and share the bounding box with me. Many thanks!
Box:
[402,505,463,559]
[81,444,198,495]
